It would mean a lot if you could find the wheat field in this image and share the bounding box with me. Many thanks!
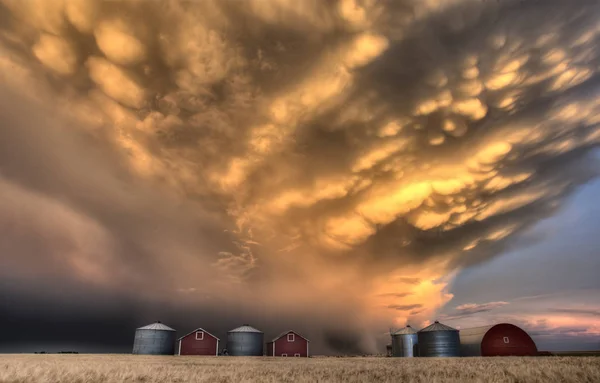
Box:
[0,355,599,383]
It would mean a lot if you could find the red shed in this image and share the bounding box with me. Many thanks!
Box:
[459,323,538,356]
[176,328,220,356]
[266,330,309,357]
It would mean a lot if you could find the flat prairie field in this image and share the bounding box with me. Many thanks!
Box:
[1,355,599,383]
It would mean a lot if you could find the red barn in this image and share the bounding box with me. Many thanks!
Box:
[266,330,309,357]
[176,328,220,356]
[459,323,538,356]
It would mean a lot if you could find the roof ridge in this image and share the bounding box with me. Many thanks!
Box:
[176,327,220,341]
[269,330,310,342]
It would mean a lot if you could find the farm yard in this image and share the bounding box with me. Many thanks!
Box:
[1,355,599,383]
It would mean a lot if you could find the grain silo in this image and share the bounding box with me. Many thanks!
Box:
[391,325,418,357]
[132,321,176,355]
[417,321,460,357]
[226,324,264,356]
[459,323,538,356]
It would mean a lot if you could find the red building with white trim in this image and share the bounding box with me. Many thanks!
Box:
[266,330,309,357]
[459,323,538,356]
[177,328,220,356]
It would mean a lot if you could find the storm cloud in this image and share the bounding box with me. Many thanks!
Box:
[1,0,600,354]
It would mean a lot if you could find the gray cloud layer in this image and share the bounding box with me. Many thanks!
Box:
[441,301,509,320]
[1,0,600,354]
[550,309,600,317]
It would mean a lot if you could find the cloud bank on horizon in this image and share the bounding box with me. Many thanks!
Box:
[1,0,600,353]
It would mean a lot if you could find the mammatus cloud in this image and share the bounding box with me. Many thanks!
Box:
[1,0,600,353]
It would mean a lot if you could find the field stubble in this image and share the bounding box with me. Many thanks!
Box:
[0,355,599,383]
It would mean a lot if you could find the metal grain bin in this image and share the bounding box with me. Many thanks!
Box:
[391,325,418,357]
[132,322,176,355]
[227,324,263,356]
[417,321,460,357]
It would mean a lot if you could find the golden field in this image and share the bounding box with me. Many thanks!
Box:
[1,355,599,383]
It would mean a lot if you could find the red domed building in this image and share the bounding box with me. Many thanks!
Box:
[459,323,538,357]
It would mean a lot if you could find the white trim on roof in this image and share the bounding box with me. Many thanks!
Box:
[177,327,220,341]
[271,330,310,343]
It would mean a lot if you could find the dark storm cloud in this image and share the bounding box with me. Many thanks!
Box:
[349,0,600,269]
[323,330,369,356]
[1,0,600,354]
[0,291,140,352]
[0,86,237,297]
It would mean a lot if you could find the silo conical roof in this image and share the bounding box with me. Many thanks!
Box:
[393,325,418,335]
[137,322,176,331]
[418,320,457,332]
[228,324,262,333]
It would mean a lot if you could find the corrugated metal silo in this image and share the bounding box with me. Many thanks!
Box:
[391,325,418,357]
[417,321,460,357]
[132,321,176,355]
[227,324,264,356]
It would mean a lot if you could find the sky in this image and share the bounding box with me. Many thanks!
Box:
[438,175,600,351]
[0,0,599,355]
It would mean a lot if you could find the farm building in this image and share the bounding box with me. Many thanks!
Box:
[176,328,220,356]
[227,324,264,356]
[391,325,418,357]
[132,321,176,355]
[266,331,309,357]
[417,321,461,357]
[459,323,538,356]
